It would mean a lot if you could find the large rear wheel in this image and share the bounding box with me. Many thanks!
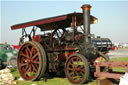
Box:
[65,53,89,84]
[17,41,47,81]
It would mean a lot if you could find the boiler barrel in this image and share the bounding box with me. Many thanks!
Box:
[91,38,112,52]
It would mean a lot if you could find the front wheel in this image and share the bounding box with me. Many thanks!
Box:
[65,53,90,84]
[7,57,17,68]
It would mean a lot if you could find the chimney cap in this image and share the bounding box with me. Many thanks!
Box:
[81,4,92,10]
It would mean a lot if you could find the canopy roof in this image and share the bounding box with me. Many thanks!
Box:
[11,13,97,31]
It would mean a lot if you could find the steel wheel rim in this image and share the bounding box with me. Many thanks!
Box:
[66,56,86,84]
[17,42,42,80]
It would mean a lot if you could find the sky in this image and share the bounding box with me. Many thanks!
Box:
[1,0,128,44]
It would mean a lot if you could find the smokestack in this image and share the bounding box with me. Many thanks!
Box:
[81,4,91,43]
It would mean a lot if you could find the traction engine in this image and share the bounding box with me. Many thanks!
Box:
[11,4,113,84]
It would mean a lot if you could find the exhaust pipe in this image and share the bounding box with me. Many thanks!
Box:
[81,4,91,43]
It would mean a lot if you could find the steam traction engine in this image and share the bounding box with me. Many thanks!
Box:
[11,5,113,84]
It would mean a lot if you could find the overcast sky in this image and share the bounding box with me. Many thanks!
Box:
[1,0,128,44]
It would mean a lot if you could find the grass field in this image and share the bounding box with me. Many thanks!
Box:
[10,57,128,85]
[111,57,128,72]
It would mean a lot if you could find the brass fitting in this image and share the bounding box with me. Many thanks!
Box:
[81,4,91,11]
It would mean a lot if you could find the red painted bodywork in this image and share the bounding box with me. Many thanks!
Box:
[33,35,40,43]
[12,45,19,50]
[11,16,67,30]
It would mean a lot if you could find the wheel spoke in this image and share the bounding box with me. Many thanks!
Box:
[20,53,28,58]
[32,64,38,72]
[22,67,26,73]
[25,49,29,57]
[77,58,81,65]
[79,65,84,69]
[79,68,85,72]
[33,61,39,64]
[24,64,29,71]
[32,52,39,60]
[31,47,34,57]
[76,58,79,62]
[80,72,84,79]
[31,71,34,77]
[67,67,73,71]
[26,46,31,56]
[35,64,39,69]
[80,72,84,76]
[76,72,80,80]
[21,63,27,67]
[34,56,39,61]
[69,71,74,76]
[71,59,74,64]
[71,71,75,79]
[30,65,33,77]
[70,63,75,68]
[25,67,30,76]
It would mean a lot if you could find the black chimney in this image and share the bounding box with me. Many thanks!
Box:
[81,4,91,43]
